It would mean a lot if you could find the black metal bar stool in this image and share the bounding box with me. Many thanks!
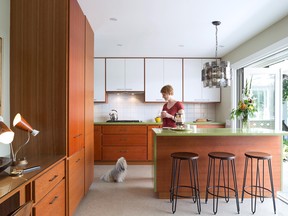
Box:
[241,152,276,214]
[205,152,240,214]
[170,152,201,214]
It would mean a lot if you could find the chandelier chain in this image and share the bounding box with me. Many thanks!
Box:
[215,25,218,59]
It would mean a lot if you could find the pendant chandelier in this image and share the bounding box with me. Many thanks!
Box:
[202,21,231,88]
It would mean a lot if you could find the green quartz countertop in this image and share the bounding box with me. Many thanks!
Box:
[94,121,225,126]
[152,128,288,136]
[94,121,161,125]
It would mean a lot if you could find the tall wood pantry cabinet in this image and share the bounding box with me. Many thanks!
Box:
[10,0,94,215]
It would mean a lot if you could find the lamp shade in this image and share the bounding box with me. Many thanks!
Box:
[0,121,15,144]
[13,113,39,136]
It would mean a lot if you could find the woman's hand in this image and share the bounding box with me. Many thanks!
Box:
[161,111,167,118]
[161,111,174,119]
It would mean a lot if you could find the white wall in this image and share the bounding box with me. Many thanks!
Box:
[216,15,288,124]
[0,0,10,156]
[94,93,216,122]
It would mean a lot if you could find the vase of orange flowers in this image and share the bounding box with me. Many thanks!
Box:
[230,77,257,130]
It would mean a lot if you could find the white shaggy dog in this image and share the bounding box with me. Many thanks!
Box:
[100,157,127,183]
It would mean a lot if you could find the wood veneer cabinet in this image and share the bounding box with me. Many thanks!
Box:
[33,180,66,216]
[68,0,85,156]
[33,161,65,204]
[33,160,66,216]
[68,149,85,215]
[102,125,147,161]
[147,125,161,161]
[95,125,159,162]
[94,126,102,161]
[10,0,94,215]
[84,18,95,194]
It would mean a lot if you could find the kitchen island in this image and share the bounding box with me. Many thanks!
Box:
[152,128,286,198]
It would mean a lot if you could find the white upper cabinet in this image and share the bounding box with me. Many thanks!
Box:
[106,58,144,91]
[125,59,144,91]
[183,59,220,102]
[145,59,182,102]
[94,58,106,102]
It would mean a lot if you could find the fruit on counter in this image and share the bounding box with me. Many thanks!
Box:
[155,117,161,123]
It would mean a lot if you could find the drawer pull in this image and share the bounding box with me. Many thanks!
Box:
[118,150,128,153]
[73,133,82,138]
[49,175,58,182]
[49,196,59,204]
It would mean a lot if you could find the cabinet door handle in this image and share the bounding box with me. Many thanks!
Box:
[49,175,58,182]
[76,158,81,163]
[118,150,128,153]
[49,196,59,204]
[73,133,82,138]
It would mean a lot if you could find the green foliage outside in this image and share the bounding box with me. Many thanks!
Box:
[283,75,288,102]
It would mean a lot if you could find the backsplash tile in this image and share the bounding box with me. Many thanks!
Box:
[94,93,216,122]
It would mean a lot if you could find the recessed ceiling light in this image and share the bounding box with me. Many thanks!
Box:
[109,17,118,21]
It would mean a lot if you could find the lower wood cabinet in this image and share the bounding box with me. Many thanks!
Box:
[102,146,147,161]
[33,160,65,203]
[68,149,85,216]
[101,125,147,161]
[32,159,66,216]
[33,179,65,216]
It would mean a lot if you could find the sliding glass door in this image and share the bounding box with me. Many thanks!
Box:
[241,63,288,202]
[242,68,279,130]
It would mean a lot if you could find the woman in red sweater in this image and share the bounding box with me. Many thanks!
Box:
[160,85,184,128]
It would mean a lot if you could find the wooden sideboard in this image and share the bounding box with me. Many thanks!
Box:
[0,156,65,216]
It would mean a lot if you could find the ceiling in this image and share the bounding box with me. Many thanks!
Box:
[78,0,288,58]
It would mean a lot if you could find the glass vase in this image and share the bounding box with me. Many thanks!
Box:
[242,115,250,131]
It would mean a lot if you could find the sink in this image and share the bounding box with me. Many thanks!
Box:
[106,120,142,123]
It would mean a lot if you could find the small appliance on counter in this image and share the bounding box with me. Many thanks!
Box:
[175,113,184,128]
[109,109,118,121]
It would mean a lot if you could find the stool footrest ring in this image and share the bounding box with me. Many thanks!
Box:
[170,185,200,199]
[243,186,274,198]
[206,186,238,199]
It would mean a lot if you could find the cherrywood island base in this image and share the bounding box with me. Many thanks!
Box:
[152,128,285,199]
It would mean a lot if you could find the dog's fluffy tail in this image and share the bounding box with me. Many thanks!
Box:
[100,171,112,182]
